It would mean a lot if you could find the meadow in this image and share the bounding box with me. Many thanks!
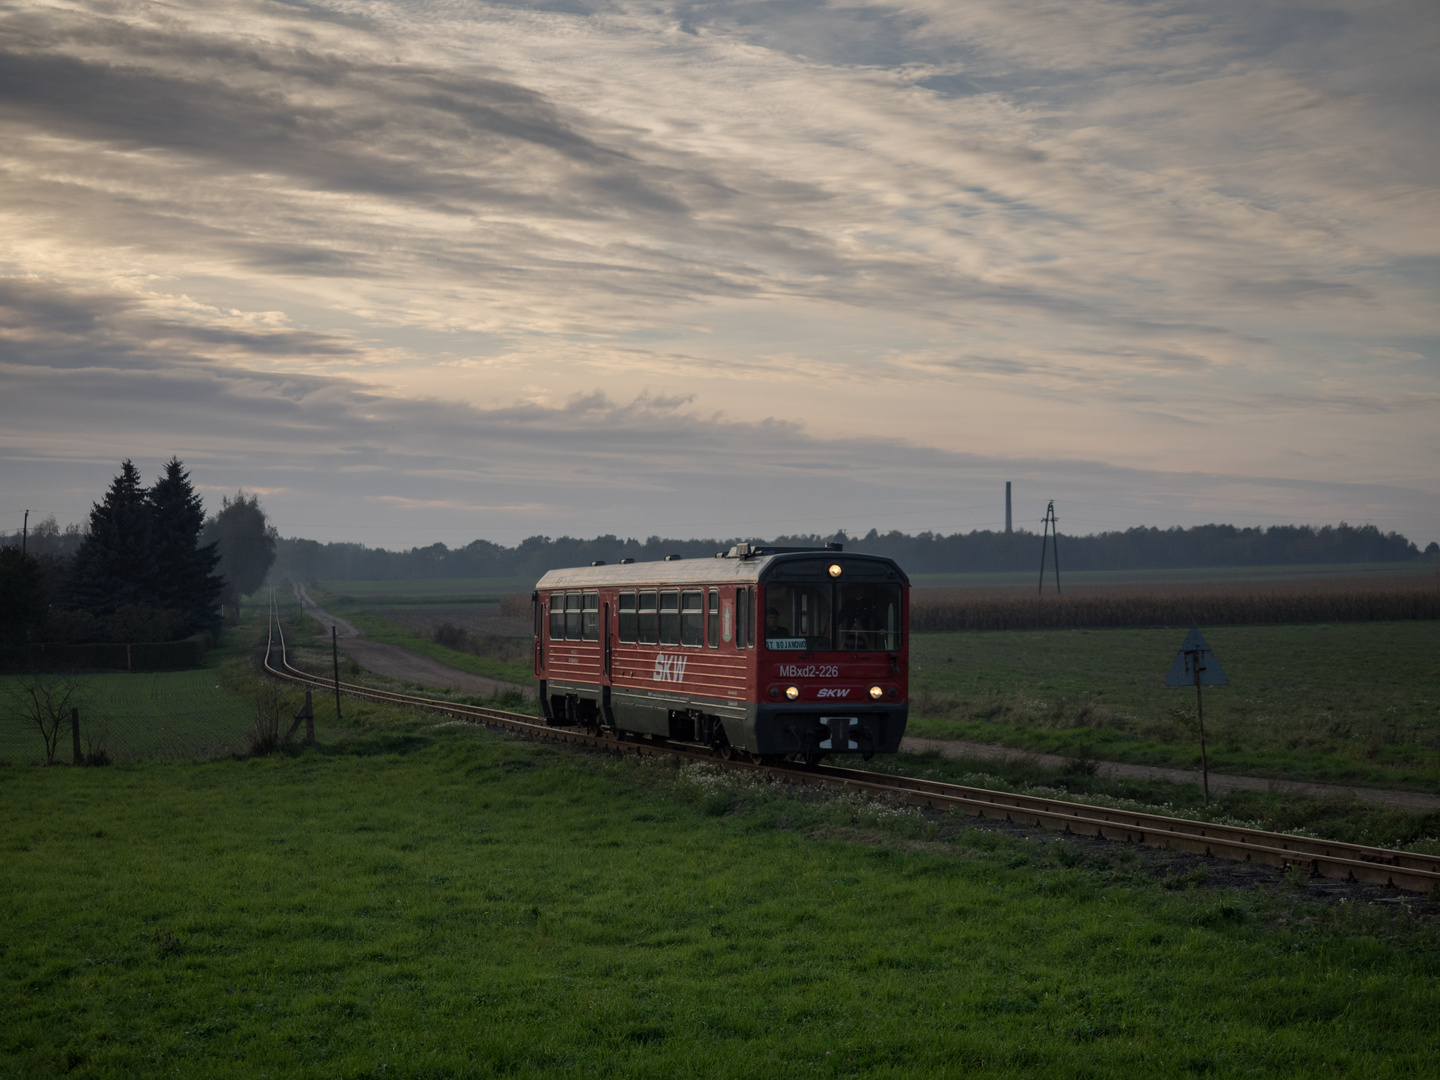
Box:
[0,669,258,765]
[4,707,1438,1079]
[906,621,1440,790]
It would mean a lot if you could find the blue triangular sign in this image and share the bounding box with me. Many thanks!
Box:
[1165,627,1228,686]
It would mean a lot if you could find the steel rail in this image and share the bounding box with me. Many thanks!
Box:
[262,596,1440,894]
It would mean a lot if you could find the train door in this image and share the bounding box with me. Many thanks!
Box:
[600,595,615,727]
[601,598,613,685]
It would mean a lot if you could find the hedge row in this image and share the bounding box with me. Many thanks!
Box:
[0,634,210,672]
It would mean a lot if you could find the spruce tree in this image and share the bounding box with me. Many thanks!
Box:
[149,457,223,635]
[68,460,160,617]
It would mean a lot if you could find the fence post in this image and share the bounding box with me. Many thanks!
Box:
[332,626,342,723]
[71,707,82,765]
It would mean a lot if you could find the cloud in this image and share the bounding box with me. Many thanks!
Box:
[0,0,1436,545]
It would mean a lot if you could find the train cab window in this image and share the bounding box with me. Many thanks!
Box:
[565,592,583,641]
[637,591,658,645]
[836,583,903,651]
[764,584,832,651]
[581,592,599,642]
[617,592,637,643]
[680,590,703,646]
[548,594,564,640]
[659,590,680,645]
[707,589,719,648]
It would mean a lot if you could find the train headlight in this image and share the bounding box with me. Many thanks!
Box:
[785,685,800,700]
[869,684,884,700]
[828,563,842,578]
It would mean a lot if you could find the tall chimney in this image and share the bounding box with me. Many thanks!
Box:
[1005,482,1012,534]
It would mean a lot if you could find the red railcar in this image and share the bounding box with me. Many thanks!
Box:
[533,544,909,762]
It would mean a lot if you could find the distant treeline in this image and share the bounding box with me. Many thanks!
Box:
[271,522,1435,583]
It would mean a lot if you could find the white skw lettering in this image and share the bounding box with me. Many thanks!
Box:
[652,653,688,682]
[816,688,851,698]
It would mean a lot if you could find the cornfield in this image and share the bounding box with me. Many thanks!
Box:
[911,575,1440,631]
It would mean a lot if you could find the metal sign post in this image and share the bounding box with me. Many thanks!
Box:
[1165,627,1228,807]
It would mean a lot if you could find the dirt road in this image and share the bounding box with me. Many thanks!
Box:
[899,736,1440,811]
[294,584,534,699]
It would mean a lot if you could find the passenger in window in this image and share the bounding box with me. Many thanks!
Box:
[764,607,790,638]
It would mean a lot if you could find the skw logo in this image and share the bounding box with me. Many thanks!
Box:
[653,653,687,683]
[816,688,851,698]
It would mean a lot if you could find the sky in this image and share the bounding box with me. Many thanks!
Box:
[2,0,1437,549]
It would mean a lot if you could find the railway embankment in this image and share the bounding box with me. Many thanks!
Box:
[899,736,1440,811]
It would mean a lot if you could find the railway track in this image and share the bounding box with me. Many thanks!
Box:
[264,599,1440,895]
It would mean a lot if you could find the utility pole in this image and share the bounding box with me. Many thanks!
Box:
[1037,500,1060,594]
[1005,483,1012,535]
[21,509,27,554]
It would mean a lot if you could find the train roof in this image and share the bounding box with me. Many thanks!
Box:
[535,548,909,590]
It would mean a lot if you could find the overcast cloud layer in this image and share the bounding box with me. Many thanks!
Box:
[2,0,1437,546]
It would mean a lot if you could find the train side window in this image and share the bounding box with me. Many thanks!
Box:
[617,592,637,643]
[565,592,583,640]
[549,594,564,640]
[581,591,599,642]
[637,591,658,645]
[680,590,703,646]
[735,587,747,650]
[659,590,680,645]
[707,589,719,648]
[747,586,756,648]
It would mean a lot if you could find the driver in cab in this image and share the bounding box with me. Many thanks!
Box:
[764,607,790,638]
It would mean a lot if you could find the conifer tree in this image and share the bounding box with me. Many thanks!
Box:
[0,547,47,646]
[149,457,223,634]
[68,460,160,617]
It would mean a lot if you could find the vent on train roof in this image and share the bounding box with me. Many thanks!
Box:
[664,554,682,561]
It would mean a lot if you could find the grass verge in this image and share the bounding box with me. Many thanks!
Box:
[875,750,1440,854]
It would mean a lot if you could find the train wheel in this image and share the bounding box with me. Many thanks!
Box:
[801,750,826,767]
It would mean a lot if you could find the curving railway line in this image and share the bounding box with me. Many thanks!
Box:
[264,598,1440,895]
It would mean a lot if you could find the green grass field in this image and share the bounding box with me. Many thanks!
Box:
[4,707,1438,1078]
[906,621,1440,790]
[0,669,257,765]
[319,576,535,597]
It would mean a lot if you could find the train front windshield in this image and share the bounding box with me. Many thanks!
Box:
[764,583,902,651]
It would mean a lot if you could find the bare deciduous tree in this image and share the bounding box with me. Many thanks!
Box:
[5,672,87,765]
